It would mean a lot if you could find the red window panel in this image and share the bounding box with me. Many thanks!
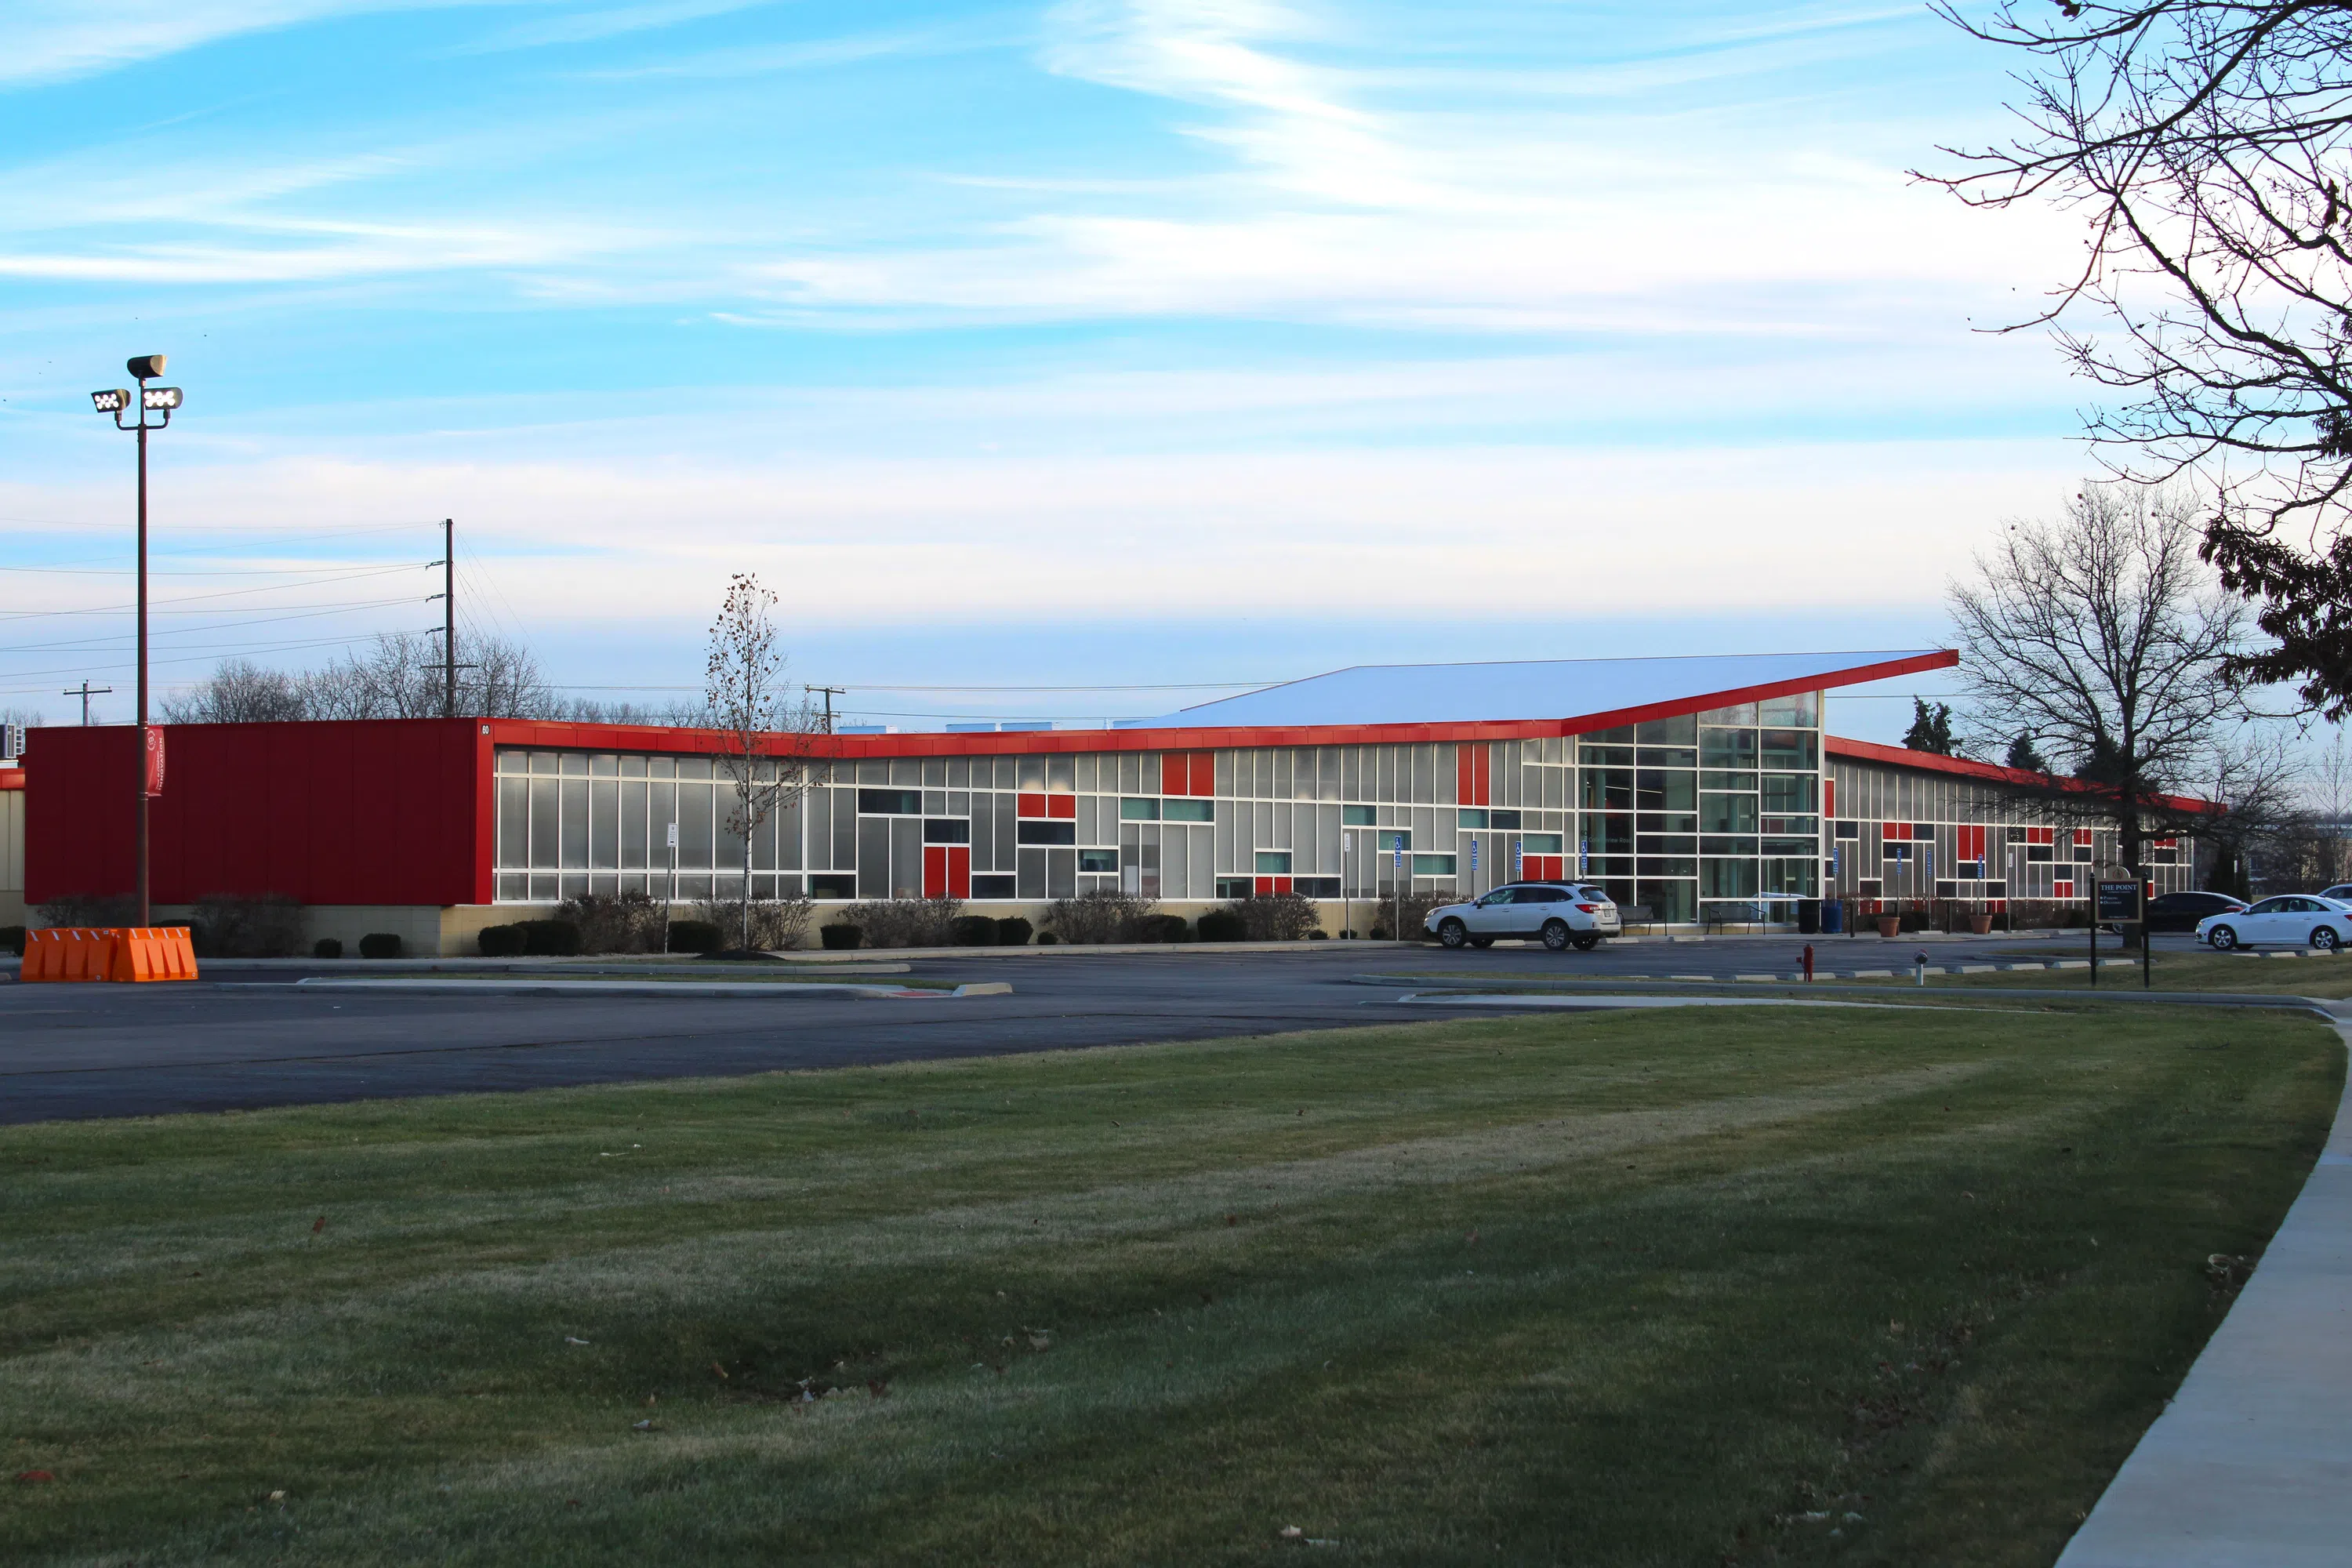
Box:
[2074,828,2094,846]
[1530,855,1564,880]
[1958,825,1986,859]
[1161,753,1188,797]
[1882,822,1909,840]
[1189,751,1215,797]
[2153,837,2178,850]
[1474,745,1490,806]
[948,845,970,899]
[1824,778,1836,817]
[924,845,948,898]
[1456,748,1475,807]
[2028,826,2055,845]
[1017,792,1048,818]
[1048,793,1076,820]
[2054,879,2074,898]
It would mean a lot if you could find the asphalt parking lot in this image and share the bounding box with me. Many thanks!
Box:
[0,928,2151,1124]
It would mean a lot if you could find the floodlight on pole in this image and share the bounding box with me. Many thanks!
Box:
[89,352,181,927]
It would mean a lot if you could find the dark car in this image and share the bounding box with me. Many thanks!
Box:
[2143,890,2248,933]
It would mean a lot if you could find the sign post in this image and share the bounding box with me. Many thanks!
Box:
[1392,832,1406,942]
[2096,877,2143,991]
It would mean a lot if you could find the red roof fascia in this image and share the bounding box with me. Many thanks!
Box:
[486,650,1964,760]
[1825,735,2220,815]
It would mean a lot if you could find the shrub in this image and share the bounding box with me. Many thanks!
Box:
[844,896,964,949]
[358,932,402,960]
[667,920,724,955]
[1216,890,1320,942]
[949,914,998,946]
[519,919,582,956]
[1044,887,1157,944]
[185,893,306,958]
[1308,928,1329,939]
[1036,931,1060,945]
[312,937,343,959]
[1898,909,1928,934]
[38,893,137,930]
[818,924,862,951]
[1,925,24,957]
[477,924,525,957]
[1396,891,1459,942]
[994,916,1033,946]
[557,891,666,955]
[1196,908,1247,942]
[1135,912,1191,943]
[693,894,817,953]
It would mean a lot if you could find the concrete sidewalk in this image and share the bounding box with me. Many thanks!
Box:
[2056,1022,2352,1566]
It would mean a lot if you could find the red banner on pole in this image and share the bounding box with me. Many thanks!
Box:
[143,727,165,797]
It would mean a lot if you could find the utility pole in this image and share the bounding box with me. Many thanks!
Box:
[811,684,845,735]
[64,681,112,725]
[442,518,456,719]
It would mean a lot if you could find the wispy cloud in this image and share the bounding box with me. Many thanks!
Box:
[0,0,492,87]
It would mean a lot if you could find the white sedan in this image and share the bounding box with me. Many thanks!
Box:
[2198,895,2352,952]
[1425,882,1621,952]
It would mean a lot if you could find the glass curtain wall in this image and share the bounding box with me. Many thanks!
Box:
[490,692,1829,926]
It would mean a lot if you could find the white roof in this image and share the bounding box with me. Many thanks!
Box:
[1123,651,1944,731]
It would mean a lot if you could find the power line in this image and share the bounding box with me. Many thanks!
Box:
[0,598,439,655]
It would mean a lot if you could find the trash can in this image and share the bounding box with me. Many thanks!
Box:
[1797,898,1820,935]
[1821,899,1844,935]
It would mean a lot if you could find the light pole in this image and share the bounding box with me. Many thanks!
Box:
[91,355,182,926]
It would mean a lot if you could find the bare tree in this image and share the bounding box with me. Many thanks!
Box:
[1924,2,2352,716]
[702,573,820,952]
[159,659,309,723]
[2191,728,2306,895]
[169,633,555,723]
[1951,483,2250,880]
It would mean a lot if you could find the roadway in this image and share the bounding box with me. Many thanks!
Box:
[0,928,2164,1124]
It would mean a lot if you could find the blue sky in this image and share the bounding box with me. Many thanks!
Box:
[0,1,2085,738]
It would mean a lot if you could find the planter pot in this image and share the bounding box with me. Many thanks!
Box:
[1969,913,1994,935]
[1875,915,1902,939]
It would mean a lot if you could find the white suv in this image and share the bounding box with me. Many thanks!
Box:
[1425,883,1621,952]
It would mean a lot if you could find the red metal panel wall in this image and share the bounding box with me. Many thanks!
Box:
[25,719,488,907]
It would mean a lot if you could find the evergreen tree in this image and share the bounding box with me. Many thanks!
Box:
[2002,731,2048,774]
[1902,698,1955,756]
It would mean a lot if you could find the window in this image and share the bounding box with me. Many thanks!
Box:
[2027,844,2054,862]
[1885,843,1913,861]
[1412,854,1457,876]
[1255,851,1293,874]
[971,873,1016,899]
[1457,808,1490,829]
[1934,880,1959,898]
[922,818,969,844]
[1162,798,1213,822]
[1120,797,1160,820]
[1215,877,1254,898]
[1295,876,1341,896]
[1018,821,1076,845]
[810,873,856,899]
[1834,820,1860,839]
[1759,729,1818,771]
[1490,809,1523,829]
[1523,833,1563,853]
[1078,848,1118,873]
[858,788,921,815]
[1343,804,1377,826]
[1957,860,1984,880]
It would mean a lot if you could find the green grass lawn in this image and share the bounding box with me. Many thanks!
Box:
[1,1007,2339,1566]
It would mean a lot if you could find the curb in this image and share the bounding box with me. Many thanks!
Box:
[272,978,1014,1000]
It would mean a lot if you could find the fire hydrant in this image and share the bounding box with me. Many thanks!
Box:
[1802,942,1814,983]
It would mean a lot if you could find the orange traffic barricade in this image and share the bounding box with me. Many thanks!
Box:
[19,926,197,983]
[112,927,198,982]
